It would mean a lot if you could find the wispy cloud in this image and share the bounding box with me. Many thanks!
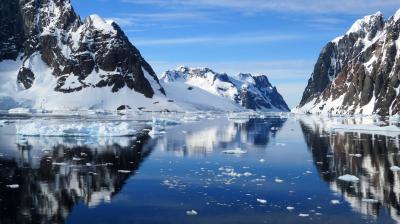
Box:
[106,11,223,31]
[121,0,400,15]
[132,33,307,46]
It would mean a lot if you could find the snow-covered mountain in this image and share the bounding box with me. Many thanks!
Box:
[294,9,400,116]
[0,0,177,111]
[160,66,289,111]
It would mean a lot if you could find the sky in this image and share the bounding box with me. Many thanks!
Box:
[72,0,400,108]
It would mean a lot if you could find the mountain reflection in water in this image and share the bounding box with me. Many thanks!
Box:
[300,117,400,223]
[0,130,154,224]
[2,114,400,223]
[152,116,287,157]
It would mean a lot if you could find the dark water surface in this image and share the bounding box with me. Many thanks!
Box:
[0,113,399,224]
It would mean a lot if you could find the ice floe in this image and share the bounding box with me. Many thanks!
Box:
[390,166,400,172]
[6,184,19,189]
[8,107,32,114]
[331,200,340,204]
[362,198,379,203]
[16,121,137,137]
[338,174,359,182]
[256,199,267,204]
[222,148,247,155]
[186,210,198,216]
[152,117,180,126]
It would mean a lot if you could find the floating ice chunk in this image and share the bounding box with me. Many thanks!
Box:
[222,148,247,155]
[331,200,340,204]
[243,172,252,177]
[52,162,67,166]
[390,166,400,172]
[6,184,19,189]
[0,120,7,126]
[286,206,295,211]
[16,121,137,137]
[152,117,180,126]
[298,213,309,217]
[274,177,284,183]
[338,174,359,182]
[362,198,379,203]
[183,115,200,123]
[148,126,166,137]
[118,170,131,173]
[349,154,362,158]
[259,159,265,163]
[257,199,267,204]
[8,107,31,114]
[186,210,198,216]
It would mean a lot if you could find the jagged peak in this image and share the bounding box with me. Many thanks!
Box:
[393,8,400,22]
[86,14,116,34]
[346,11,383,35]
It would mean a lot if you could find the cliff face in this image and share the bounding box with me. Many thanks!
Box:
[295,10,400,115]
[0,0,166,110]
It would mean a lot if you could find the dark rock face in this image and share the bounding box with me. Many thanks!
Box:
[237,73,290,111]
[297,11,400,115]
[17,67,35,89]
[0,0,164,98]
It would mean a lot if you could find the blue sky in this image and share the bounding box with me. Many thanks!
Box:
[72,0,399,107]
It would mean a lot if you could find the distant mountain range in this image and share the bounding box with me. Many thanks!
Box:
[294,9,400,116]
[0,0,289,112]
[160,66,289,112]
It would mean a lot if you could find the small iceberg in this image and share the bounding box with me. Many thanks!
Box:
[16,121,137,137]
[390,166,400,172]
[8,107,32,114]
[222,148,247,155]
[362,198,379,203]
[6,184,19,189]
[331,200,340,204]
[257,199,267,204]
[186,210,198,216]
[338,174,359,182]
[152,117,180,126]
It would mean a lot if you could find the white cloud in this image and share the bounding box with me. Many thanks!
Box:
[105,11,222,30]
[131,33,307,46]
[121,0,400,15]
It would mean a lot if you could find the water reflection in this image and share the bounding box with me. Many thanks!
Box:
[154,116,287,156]
[300,117,400,223]
[0,131,153,224]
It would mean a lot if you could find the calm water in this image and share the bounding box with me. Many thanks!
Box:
[0,113,399,224]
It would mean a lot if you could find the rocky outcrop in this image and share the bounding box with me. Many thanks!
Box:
[160,66,290,111]
[295,10,400,115]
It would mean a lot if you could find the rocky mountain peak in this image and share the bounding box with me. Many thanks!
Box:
[0,0,167,110]
[295,9,400,115]
[346,12,384,36]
